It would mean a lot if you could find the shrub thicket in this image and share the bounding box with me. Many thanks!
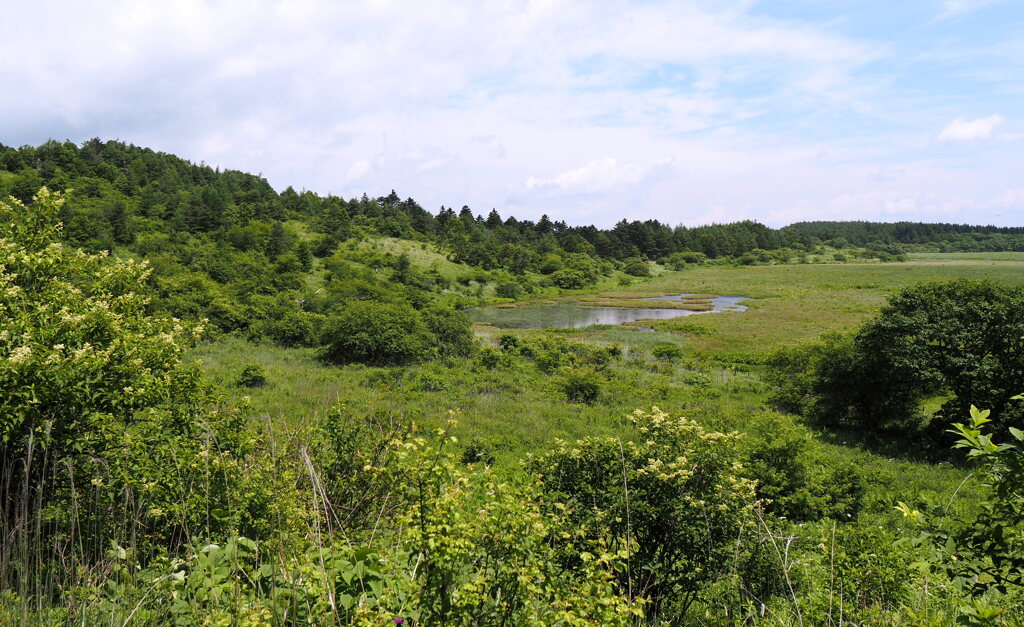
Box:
[536,407,758,619]
[622,257,652,277]
[420,305,476,357]
[0,189,276,591]
[322,301,437,365]
[767,280,1024,450]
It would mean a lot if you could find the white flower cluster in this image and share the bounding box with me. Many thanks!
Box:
[8,345,32,364]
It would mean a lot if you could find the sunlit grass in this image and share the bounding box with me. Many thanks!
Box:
[604,258,1024,356]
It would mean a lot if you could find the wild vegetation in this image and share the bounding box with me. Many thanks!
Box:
[1,139,1023,624]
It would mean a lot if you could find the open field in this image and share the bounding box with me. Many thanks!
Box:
[577,258,1024,357]
[908,251,1024,262]
[194,332,977,515]
[190,254,1020,522]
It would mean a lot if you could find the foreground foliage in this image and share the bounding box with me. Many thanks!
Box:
[536,408,759,618]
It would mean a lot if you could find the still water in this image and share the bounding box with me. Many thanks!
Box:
[466,294,748,329]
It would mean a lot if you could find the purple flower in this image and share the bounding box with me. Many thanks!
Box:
[394,620,405,625]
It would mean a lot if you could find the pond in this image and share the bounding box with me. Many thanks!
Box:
[466,294,748,329]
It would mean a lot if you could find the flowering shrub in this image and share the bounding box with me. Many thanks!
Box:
[0,189,272,587]
[535,407,759,619]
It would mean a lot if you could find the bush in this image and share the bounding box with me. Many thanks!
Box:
[898,404,1024,605]
[551,268,590,289]
[498,333,521,352]
[409,369,449,392]
[460,438,497,465]
[558,368,602,404]
[322,301,436,365]
[744,417,865,522]
[664,251,707,269]
[0,189,269,589]
[768,281,1024,448]
[536,408,757,619]
[255,309,326,347]
[652,343,685,361]
[236,364,268,388]
[420,306,476,357]
[622,257,651,277]
[495,281,523,299]
[537,254,564,275]
[477,346,512,369]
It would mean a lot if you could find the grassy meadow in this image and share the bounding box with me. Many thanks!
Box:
[620,258,1023,356]
[192,253,1023,522]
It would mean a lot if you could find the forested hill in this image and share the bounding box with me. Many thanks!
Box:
[783,220,1024,251]
[3,140,1021,269]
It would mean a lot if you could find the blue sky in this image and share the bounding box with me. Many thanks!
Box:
[1,0,1021,227]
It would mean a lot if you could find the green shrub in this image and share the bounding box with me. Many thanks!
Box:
[537,254,564,275]
[498,333,521,352]
[683,372,712,389]
[315,404,414,533]
[664,251,706,269]
[256,309,326,347]
[558,368,602,404]
[768,281,1024,449]
[622,257,651,277]
[322,301,436,365]
[476,346,507,369]
[652,342,685,361]
[744,417,865,522]
[236,363,268,388]
[536,407,758,620]
[898,403,1024,607]
[0,189,272,588]
[495,281,523,299]
[409,369,449,392]
[460,438,497,465]
[671,323,714,336]
[420,306,476,357]
[551,268,590,289]
[829,523,911,611]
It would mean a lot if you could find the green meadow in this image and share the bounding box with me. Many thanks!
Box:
[193,254,1022,519]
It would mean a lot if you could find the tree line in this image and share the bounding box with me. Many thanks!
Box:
[3,139,1021,277]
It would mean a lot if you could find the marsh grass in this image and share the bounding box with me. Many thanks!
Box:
[190,323,980,516]
[580,259,1024,357]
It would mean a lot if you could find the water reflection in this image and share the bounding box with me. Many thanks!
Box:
[466,294,748,329]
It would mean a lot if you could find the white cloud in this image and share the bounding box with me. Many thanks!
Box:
[346,160,372,180]
[938,115,1005,141]
[525,158,672,194]
[934,0,1005,21]
[994,188,1024,207]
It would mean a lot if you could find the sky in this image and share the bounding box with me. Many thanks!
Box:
[1,0,1022,228]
